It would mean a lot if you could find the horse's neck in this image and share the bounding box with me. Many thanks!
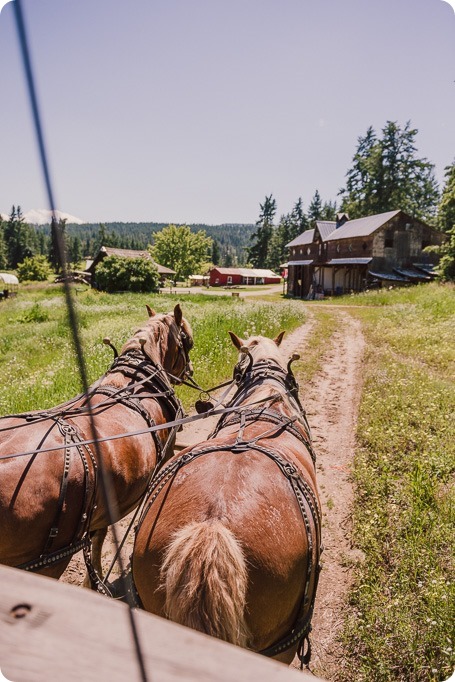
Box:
[101,324,170,389]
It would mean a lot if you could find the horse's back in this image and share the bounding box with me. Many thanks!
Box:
[133,441,312,649]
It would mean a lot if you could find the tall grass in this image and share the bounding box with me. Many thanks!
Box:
[338,283,455,681]
[0,285,306,414]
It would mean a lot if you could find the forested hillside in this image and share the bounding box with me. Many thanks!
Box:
[37,221,255,266]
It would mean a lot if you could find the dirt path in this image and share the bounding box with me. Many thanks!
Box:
[300,310,365,680]
[61,307,365,680]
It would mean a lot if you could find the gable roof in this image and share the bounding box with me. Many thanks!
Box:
[326,210,400,240]
[315,221,336,241]
[286,229,315,248]
[287,210,404,249]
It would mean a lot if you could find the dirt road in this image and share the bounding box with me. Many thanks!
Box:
[62,306,365,680]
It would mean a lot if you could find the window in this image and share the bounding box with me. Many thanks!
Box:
[227,276,232,284]
[384,230,394,248]
[307,246,311,255]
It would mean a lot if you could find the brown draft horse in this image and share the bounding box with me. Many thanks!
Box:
[0,304,193,587]
[132,331,322,666]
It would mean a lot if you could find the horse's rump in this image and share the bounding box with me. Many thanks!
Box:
[0,419,91,568]
[133,444,313,650]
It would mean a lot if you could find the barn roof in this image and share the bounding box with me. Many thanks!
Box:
[326,210,400,240]
[286,210,404,248]
[211,267,279,278]
[315,221,337,241]
[286,229,314,248]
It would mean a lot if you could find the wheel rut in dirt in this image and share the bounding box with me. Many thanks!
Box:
[299,309,365,680]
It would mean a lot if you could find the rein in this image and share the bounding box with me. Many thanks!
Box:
[133,351,322,666]
[9,347,185,578]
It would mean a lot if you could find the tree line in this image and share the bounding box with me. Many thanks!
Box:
[1,120,454,281]
[248,121,455,277]
[0,212,256,273]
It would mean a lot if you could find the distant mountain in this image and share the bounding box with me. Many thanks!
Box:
[23,209,85,225]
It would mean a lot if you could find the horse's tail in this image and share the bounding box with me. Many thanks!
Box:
[160,519,249,646]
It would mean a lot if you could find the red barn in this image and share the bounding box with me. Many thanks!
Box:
[209,267,281,287]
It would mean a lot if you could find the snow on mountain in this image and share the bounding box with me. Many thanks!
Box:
[23,209,86,225]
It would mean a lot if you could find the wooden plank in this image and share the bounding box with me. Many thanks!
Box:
[0,565,321,682]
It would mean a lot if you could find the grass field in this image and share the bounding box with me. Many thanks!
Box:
[0,283,305,414]
[335,283,455,682]
[0,280,453,681]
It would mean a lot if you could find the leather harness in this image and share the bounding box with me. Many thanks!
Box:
[134,357,322,663]
[13,349,183,575]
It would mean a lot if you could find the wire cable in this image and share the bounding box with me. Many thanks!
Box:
[12,2,148,679]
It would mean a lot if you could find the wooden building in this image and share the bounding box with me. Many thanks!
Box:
[209,267,281,287]
[286,210,444,299]
[87,246,176,287]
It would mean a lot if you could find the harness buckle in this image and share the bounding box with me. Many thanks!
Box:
[230,442,249,453]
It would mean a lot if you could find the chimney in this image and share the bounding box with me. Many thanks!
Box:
[336,213,349,229]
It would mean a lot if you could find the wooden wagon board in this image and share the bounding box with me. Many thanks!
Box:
[0,565,320,682]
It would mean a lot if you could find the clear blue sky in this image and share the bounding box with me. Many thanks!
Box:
[0,0,454,225]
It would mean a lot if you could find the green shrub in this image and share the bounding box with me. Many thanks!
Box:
[95,256,160,293]
[17,255,52,282]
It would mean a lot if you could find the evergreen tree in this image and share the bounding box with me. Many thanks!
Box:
[267,213,294,271]
[339,121,439,220]
[69,235,83,266]
[222,247,235,267]
[211,240,221,266]
[290,197,309,240]
[307,190,323,224]
[437,160,455,233]
[0,218,7,269]
[320,200,337,220]
[95,223,108,252]
[4,205,35,268]
[248,194,276,267]
[48,217,68,273]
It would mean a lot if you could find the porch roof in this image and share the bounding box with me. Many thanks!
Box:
[324,258,372,266]
[368,270,410,282]
[287,260,314,266]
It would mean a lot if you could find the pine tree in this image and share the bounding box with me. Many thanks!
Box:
[339,121,439,220]
[307,190,323,224]
[211,240,221,266]
[267,213,294,271]
[69,235,83,266]
[437,160,455,233]
[248,194,276,268]
[290,197,309,240]
[4,205,35,268]
[0,218,7,269]
[48,217,68,273]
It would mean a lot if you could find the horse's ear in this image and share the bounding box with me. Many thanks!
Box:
[274,331,285,346]
[228,331,245,350]
[173,304,183,327]
[146,305,156,317]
